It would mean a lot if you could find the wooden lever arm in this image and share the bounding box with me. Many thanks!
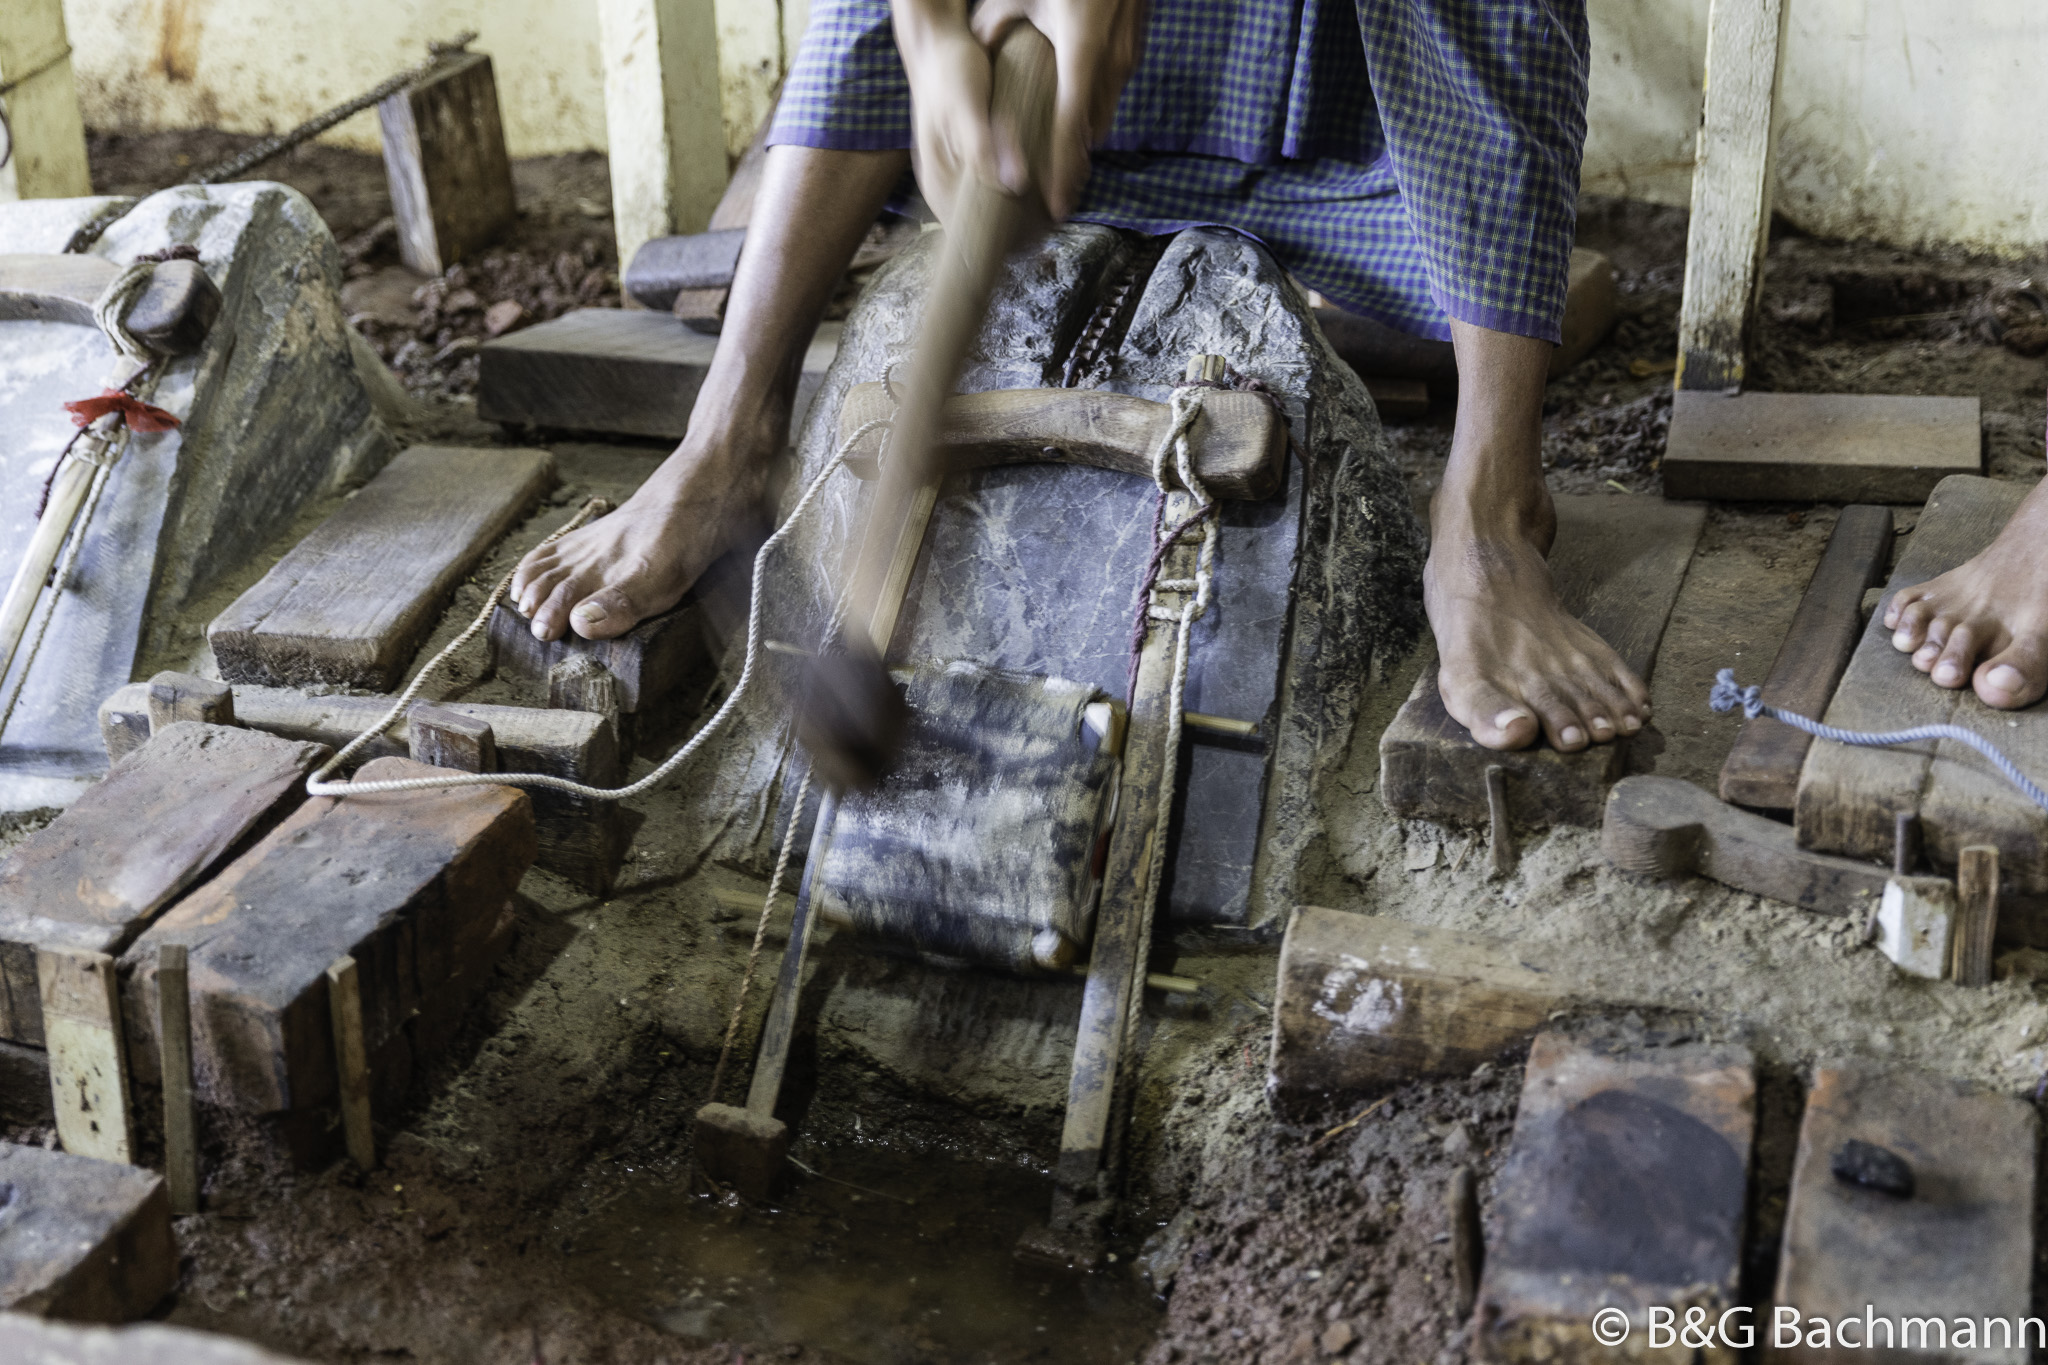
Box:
[0,253,223,355]
[837,380,1290,502]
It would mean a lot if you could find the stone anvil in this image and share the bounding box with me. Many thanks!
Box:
[0,186,401,807]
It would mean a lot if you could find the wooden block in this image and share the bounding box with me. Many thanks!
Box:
[145,671,234,729]
[1664,392,1983,502]
[1362,375,1429,420]
[378,51,518,275]
[0,1036,53,1125]
[548,655,623,727]
[1549,248,1620,378]
[408,703,495,773]
[622,227,746,312]
[209,445,555,691]
[325,956,375,1169]
[1269,907,1584,1103]
[1675,0,1788,391]
[477,308,840,440]
[1379,496,1707,827]
[1719,506,1895,809]
[95,686,151,765]
[0,255,220,355]
[1603,775,1950,919]
[0,723,327,1046]
[0,1316,312,1364]
[487,598,709,715]
[1476,1030,1755,1364]
[0,1143,176,1322]
[1876,878,1954,980]
[1769,1066,2036,1365]
[38,949,134,1164]
[693,1103,788,1203]
[122,757,536,1115]
[155,944,198,1217]
[1797,478,2048,895]
[1952,845,1999,986]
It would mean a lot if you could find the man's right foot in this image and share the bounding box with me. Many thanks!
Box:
[1425,481,1651,753]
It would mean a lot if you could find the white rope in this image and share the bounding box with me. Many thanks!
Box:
[91,261,157,364]
[306,417,891,801]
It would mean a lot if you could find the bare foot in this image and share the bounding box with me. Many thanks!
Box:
[1882,480,2048,709]
[1425,477,1652,752]
[510,434,769,642]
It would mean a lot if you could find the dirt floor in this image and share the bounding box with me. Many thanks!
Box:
[8,133,2043,1364]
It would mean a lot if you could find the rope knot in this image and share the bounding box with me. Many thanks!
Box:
[1709,669,1765,718]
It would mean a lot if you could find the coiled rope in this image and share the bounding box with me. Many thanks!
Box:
[305,416,892,801]
[1709,668,2048,813]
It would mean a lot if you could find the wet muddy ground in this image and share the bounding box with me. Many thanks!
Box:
[14,135,2044,1363]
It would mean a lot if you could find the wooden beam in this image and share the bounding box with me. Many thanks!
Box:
[1379,496,1706,828]
[378,51,518,276]
[155,945,199,1217]
[1675,0,1789,391]
[37,949,134,1164]
[0,724,327,1046]
[1476,1030,1755,1364]
[0,0,92,202]
[209,445,554,691]
[1719,506,1895,810]
[1663,392,1982,503]
[0,1143,177,1321]
[1269,908,1584,1103]
[596,0,728,273]
[1769,1066,2035,1365]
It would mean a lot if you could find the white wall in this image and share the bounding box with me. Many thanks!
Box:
[50,0,2048,256]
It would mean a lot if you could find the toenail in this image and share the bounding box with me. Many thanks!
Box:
[1934,663,1961,684]
[1621,715,1642,733]
[574,601,608,623]
[1560,726,1585,747]
[1493,709,1530,732]
[1590,717,1613,734]
[1988,664,2025,692]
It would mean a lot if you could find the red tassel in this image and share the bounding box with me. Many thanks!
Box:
[62,389,182,434]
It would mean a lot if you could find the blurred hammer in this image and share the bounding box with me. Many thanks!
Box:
[796,19,1059,794]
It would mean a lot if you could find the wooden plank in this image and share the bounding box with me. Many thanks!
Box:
[325,956,376,1170]
[476,308,840,439]
[122,756,535,1115]
[155,945,199,1217]
[1604,775,1950,921]
[0,723,327,1046]
[594,0,728,270]
[0,1143,176,1322]
[1477,1030,1755,1364]
[1796,477,2048,894]
[1269,907,1586,1103]
[1675,0,1788,391]
[377,51,517,276]
[1768,1066,2035,1365]
[1378,496,1707,827]
[38,949,134,1164]
[1952,845,1999,986]
[145,671,234,729]
[1720,506,1896,809]
[0,1,92,201]
[209,445,554,690]
[1664,392,1983,502]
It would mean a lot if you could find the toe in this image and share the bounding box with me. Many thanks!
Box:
[1975,641,2047,710]
[530,578,580,643]
[1883,584,1926,631]
[1440,676,1540,751]
[569,585,642,641]
[511,546,559,611]
[1527,687,1588,753]
[1930,624,1978,689]
[1890,597,1935,652]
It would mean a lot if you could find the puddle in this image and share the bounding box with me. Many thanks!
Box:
[557,1144,1163,1364]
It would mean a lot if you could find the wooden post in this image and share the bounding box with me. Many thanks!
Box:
[596,0,729,277]
[378,51,519,275]
[326,956,376,1170]
[157,945,199,1216]
[37,948,134,1163]
[1447,1166,1481,1318]
[1953,845,1999,987]
[1485,765,1515,878]
[0,0,92,202]
[1674,0,1790,392]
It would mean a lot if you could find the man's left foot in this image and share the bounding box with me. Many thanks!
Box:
[1883,482,2048,709]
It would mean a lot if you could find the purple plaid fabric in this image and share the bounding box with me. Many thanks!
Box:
[770,0,1588,343]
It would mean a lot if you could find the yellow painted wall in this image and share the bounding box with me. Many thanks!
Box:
[52,0,2048,255]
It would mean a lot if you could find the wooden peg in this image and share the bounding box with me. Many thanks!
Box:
[156,943,200,1215]
[1485,765,1516,878]
[407,702,496,773]
[1953,845,2000,987]
[326,956,376,1169]
[547,654,623,728]
[1186,353,1226,383]
[1892,810,1921,877]
[1447,1165,1482,1318]
[146,671,235,731]
[37,948,134,1163]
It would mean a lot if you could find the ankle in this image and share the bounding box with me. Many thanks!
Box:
[1432,465,1553,547]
